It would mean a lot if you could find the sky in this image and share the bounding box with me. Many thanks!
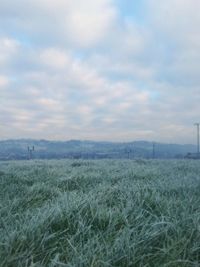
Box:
[0,0,200,144]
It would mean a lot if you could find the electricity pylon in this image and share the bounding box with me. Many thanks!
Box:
[28,146,35,160]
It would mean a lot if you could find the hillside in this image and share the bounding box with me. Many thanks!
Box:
[0,139,196,160]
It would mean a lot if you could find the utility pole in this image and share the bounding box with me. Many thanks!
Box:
[152,142,155,159]
[194,123,200,157]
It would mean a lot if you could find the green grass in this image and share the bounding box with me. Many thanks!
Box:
[1,159,200,267]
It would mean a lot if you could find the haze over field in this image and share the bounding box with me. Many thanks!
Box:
[0,0,200,143]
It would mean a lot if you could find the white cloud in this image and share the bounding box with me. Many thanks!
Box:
[147,0,200,39]
[0,38,19,68]
[0,75,9,88]
[65,0,117,47]
[0,0,200,143]
[39,48,71,69]
[146,0,200,86]
[0,0,117,48]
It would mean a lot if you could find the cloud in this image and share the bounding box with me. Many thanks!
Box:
[147,0,200,40]
[0,0,200,143]
[145,0,200,86]
[0,40,154,140]
[0,0,117,48]
[39,48,71,69]
[65,0,117,47]
[0,38,19,71]
[0,75,9,88]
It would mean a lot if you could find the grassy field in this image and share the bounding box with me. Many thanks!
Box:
[1,159,200,267]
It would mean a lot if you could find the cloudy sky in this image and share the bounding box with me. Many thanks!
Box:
[0,0,200,143]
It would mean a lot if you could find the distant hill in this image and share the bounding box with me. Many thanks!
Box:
[0,139,197,160]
